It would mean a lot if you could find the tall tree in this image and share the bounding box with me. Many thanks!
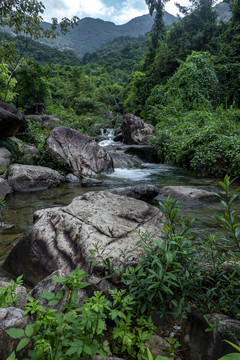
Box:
[0,0,78,101]
[144,0,170,63]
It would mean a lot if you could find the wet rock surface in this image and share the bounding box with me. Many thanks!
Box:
[4,191,165,286]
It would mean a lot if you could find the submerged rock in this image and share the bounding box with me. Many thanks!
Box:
[46,126,114,177]
[4,191,165,286]
[158,186,216,200]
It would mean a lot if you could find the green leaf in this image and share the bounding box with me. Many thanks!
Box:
[6,352,17,360]
[40,292,56,300]
[83,344,92,356]
[223,341,240,352]
[16,338,30,352]
[25,324,34,337]
[218,354,240,360]
[5,328,25,339]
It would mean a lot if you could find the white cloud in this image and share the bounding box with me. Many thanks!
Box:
[41,0,115,22]
[113,0,148,24]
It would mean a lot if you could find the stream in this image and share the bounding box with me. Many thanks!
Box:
[0,129,236,275]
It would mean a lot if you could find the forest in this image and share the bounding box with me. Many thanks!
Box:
[0,0,239,179]
[1,1,240,360]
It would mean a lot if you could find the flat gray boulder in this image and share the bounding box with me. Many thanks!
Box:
[7,164,65,191]
[158,186,216,200]
[4,191,165,286]
[110,185,159,202]
[46,126,114,177]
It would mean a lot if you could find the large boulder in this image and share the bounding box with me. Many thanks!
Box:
[7,164,65,191]
[0,307,32,359]
[46,127,114,177]
[0,101,27,137]
[4,191,166,286]
[122,114,156,145]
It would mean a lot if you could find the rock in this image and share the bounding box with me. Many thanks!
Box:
[146,335,172,359]
[26,114,61,129]
[28,269,115,312]
[4,191,166,286]
[0,101,27,137]
[21,144,40,165]
[0,178,12,199]
[124,145,159,163]
[10,137,40,165]
[46,126,114,177]
[65,173,81,183]
[7,164,65,191]
[24,103,46,115]
[182,312,240,360]
[0,307,32,359]
[0,280,27,309]
[158,186,216,200]
[81,177,103,186]
[122,114,156,145]
[109,152,143,169]
[110,185,159,202]
[0,147,12,172]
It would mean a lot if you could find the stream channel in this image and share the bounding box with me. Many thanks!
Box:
[0,129,236,277]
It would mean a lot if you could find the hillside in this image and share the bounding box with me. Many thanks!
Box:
[0,11,177,58]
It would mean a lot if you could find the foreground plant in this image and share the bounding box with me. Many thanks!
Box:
[5,269,154,360]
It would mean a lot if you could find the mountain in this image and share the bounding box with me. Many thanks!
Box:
[0,2,230,59]
[35,11,178,58]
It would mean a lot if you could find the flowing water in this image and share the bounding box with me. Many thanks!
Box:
[0,129,238,274]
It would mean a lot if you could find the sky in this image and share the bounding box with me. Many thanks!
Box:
[40,0,194,25]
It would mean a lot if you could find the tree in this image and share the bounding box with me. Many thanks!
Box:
[144,0,170,63]
[0,0,78,101]
[15,58,50,106]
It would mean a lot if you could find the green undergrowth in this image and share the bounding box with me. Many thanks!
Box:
[146,105,240,178]
[2,176,240,360]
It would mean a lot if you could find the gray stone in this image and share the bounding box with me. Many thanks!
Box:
[0,280,27,309]
[0,101,27,137]
[46,126,114,177]
[8,164,65,191]
[124,145,159,163]
[110,185,159,202]
[0,307,32,359]
[182,312,240,360]
[0,178,12,199]
[109,152,143,168]
[0,147,12,172]
[122,114,156,145]
[4,191,165,286]
[65,173,81,183]
[158,186,216,200]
